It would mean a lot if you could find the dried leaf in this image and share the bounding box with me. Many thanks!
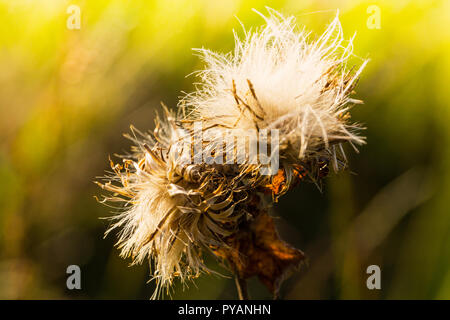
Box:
[214,207,305,297]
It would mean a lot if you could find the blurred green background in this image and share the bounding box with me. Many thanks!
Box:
[0,0,449,299]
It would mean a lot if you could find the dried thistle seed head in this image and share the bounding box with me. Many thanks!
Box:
[97,8,368,299]
[97,116,201,297]
[97,110,259,298]
[181,8,367,179]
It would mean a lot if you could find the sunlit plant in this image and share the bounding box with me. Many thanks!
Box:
[97,8,367,299]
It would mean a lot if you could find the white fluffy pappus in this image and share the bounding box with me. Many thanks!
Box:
[182,8,368,167]
[98,117,202,299]
[98,111,250,299]
[97,8,369,299]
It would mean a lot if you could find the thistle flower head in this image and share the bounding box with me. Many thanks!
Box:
[182,9,367,179]
[98,113,204,297]
[97,8,367,299]
[98,109,254,298]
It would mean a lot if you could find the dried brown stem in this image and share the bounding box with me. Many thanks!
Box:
[235,275,250,300]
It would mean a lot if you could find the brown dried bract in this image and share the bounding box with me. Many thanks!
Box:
[213,202,305,298]
[264,169,287,198]
[264,165,307,202]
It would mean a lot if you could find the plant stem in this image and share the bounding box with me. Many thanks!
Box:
[235,275,249,300]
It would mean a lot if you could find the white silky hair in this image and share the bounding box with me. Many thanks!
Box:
[103,115,241,299]
[182,8,367,161]
[101,8,368,299]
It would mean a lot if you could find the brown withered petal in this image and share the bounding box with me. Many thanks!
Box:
[213,197,305,298]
